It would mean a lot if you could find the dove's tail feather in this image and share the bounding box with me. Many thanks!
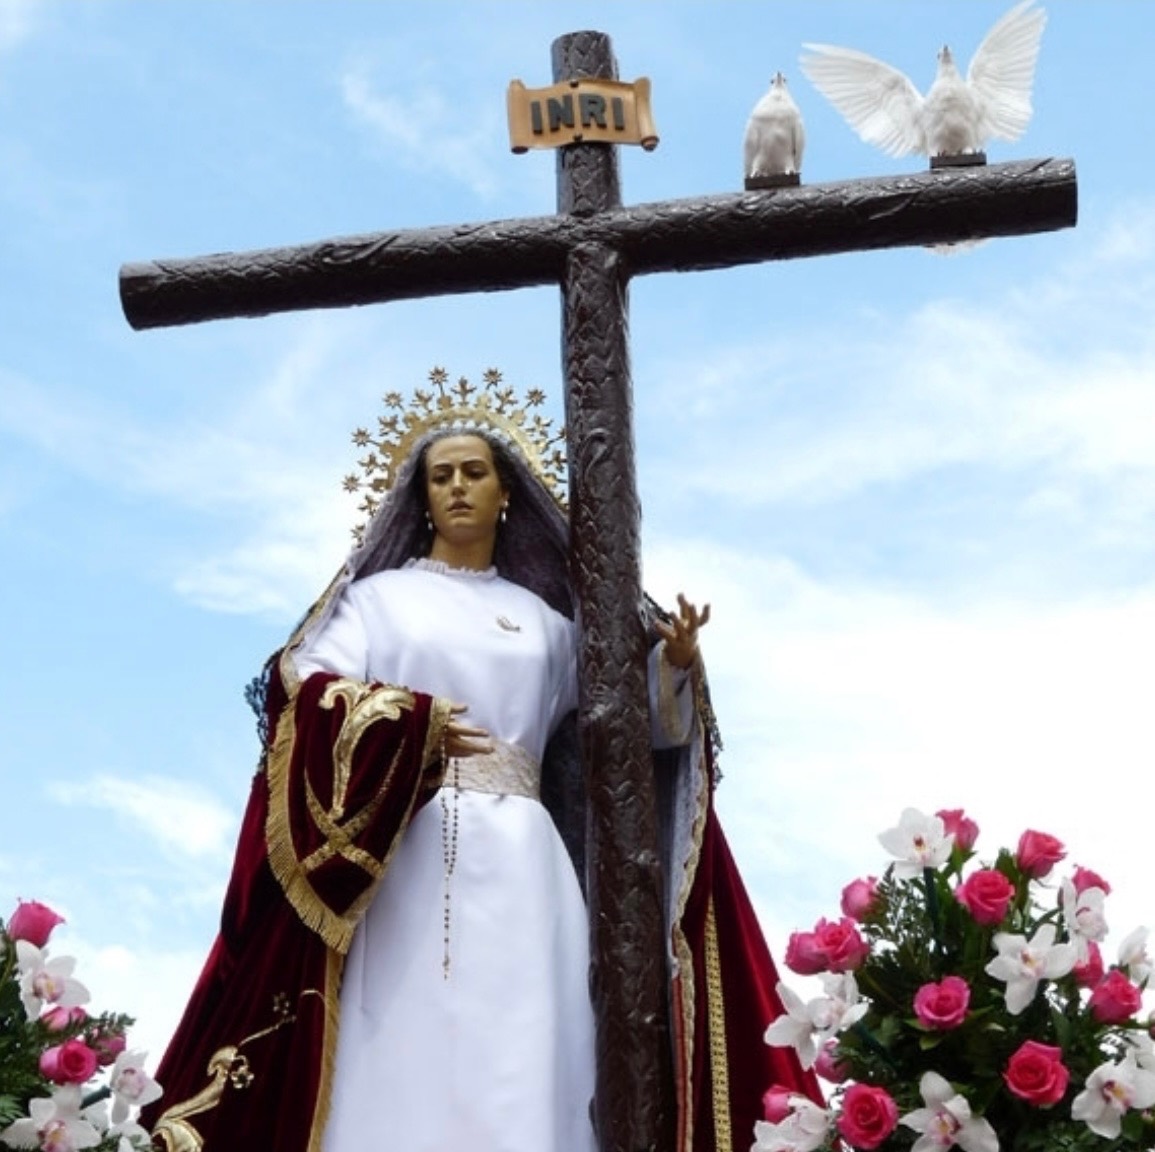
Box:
[927,238,989,257]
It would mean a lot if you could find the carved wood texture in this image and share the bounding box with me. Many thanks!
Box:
[120,158,1076,331]
[552,31,674,1152]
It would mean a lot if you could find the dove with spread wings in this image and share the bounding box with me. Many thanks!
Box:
[799,0,1046,161]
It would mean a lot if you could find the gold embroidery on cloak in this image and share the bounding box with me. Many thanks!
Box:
[265,679,435,953]
[151,992,317,1152]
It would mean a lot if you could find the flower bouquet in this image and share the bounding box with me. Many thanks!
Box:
[759,808,1155,1152]
[0,901,161,1152]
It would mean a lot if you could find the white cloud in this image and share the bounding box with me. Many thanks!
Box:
[49,774,237,861]
[642,203,1155,525]
[341,63,503,200]
[173,502,350,618]
[642,534,1155,969]
[60,932,210,1075]
[0,0,36,54]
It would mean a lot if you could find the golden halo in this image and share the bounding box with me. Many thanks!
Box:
[343,367,567,541]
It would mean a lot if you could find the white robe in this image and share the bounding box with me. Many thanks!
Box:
[294,560,596,1152]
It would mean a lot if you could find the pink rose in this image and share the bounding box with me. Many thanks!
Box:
[836,1083,899,1149]
[936,808,979,851]
[840,877,880,923]
[6,900,65,948]
[1071,865,1111,896]
[954,869,1015,926]
[1089,969,1143,1025]
[39,1038,99,1085]
[913,975,971,1030]
[785,930,827,975]
[811,917,870,972]
[814,1039,850,1083]
[42,1005,88,1032]
[1016,830,1066,879]
[1073,941,1105,989]
[1003,1040,1070,1105]
[762,1085,796,1123]
[787,918,870,974]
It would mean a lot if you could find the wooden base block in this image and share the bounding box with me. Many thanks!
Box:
[930,152,987,170]
[744,172,801,190]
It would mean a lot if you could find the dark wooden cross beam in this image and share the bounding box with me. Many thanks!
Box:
[120,30,1077,1152]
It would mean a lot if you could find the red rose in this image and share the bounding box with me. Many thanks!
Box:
[1073,941,1105,989]
[954,869,1015,926]
[1003,1040,1070,1105]
[785,930,827,975]
[1016,830,1066,879]
[39,1038,99,1085]
[1071,865,1111,896]
[1089,969,1143,1024]
[836,1083,899,1149]
[6,900,65,948]
[937,808,979,851]
[811,917,870,972]
[840,877,880,923]
[913,975,971,1030]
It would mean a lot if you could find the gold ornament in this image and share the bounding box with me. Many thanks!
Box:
[344,367,567,542]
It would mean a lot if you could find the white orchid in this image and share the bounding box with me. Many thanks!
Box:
[900,1071,998,1152]
[878,808,953,879]
[764,975,868,1069]
[1117,926,1153,985]
[1121,1030,1155,1073]
[0,1085,103,1151]
[109,1049,163,1124]
[1059,878,1108,962]
[1071,1053,1155,1139]
[984,924,1077,1015]
[752,1097,831,1152]
[808,972,869,1037]
[764,983,820,1068]
[14,940,90,1021]
[109,1119,155,1152]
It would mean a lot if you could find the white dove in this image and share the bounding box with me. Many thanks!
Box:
[744,72,805,178]
[799,0,1046,160]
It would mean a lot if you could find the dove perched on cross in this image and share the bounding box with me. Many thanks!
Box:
[743,71,805,183]
[799,0,1046,163]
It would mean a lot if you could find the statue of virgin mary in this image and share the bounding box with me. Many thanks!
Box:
[144,370,818,1152]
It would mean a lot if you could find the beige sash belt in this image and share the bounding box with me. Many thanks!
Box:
[448,741,540,801]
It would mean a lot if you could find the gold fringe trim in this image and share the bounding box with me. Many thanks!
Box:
[669,723,712,1152]
[704,897,733,1152]
[305,948,344,1152]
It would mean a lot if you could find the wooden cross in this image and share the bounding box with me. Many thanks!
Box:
[120,30,1077,1152]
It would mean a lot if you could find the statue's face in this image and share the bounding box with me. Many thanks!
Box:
[424,434,508,548]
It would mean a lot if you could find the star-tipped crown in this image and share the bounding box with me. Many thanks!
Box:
[343,366,567,541]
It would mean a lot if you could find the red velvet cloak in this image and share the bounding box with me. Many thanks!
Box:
[144,671,450,1152]
[146,666,821,1152]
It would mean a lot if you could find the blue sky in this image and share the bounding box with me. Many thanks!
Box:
[2,0,1153,1068]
